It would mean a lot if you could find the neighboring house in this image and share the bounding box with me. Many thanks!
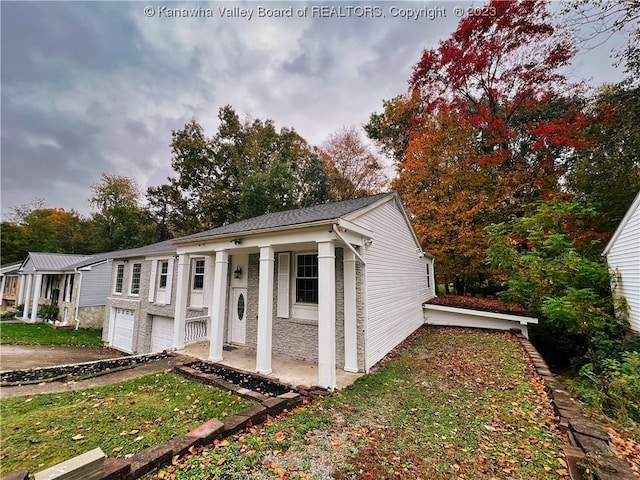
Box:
[18,252,111,327]
[102,192,436,389]
[0,262,22,311]
[603,191,640,333]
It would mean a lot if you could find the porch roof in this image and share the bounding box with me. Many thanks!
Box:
[21,252,95,273]
[174,192,394,244]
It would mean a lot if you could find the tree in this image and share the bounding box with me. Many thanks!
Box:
[320,126,388,201]
[567,84,640,232]
[89,173,157,252]
[1,199,94,263]
[394,110,496,293]
[486,198,620,366]
[366,0,587,287]
[153,106,332,234]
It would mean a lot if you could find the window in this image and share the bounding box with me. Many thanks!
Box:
[192,259,205,290]
[426,263,431,289]
[158,261,169,289]
[296,254,318,304]
[130,263,142,295]
[115,264,125,293]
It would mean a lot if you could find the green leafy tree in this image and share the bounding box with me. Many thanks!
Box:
[486,198,623,366]
[567,84,640,232]
[153,106,331,234]
[89,173,157,252]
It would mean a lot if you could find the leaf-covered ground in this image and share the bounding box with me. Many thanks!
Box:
[158,327,568,479]
[0,372,252,475]
[425,295,531,316]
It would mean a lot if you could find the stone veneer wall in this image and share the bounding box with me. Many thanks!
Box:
[77,305,105,328]
[245,248,365,371]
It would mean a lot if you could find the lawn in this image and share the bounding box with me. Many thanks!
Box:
[162,327,569,479]
[0,372,253,475]
[0,322,103,346]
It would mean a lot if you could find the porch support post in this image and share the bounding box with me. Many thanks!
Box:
[17,274,25,306]
[22,275,33,319]
[30,273,43,323]
[256,246,274,375]
[318,241,336,390]
[343,249,358,373]
[173,254,190,350]
[0,275,6,309]
[208,250,228,362]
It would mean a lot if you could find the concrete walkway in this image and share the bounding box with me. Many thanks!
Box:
[0,344,122,370]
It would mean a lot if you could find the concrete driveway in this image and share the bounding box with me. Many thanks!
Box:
[0,344,124,371]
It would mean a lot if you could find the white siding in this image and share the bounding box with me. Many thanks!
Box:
[78,262,112,307]
[606,197,640,333]
[354,198,434,369]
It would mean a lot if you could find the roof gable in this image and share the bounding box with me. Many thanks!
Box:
[21,252,95,272]
[174,192,395,243]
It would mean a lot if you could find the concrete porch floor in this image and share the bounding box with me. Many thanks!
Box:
[180,341,363,390]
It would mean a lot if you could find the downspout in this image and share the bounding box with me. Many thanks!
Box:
[74,270,83,330]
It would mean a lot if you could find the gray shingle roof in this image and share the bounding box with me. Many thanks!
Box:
[175,192,394,243]
[69,240,177,268]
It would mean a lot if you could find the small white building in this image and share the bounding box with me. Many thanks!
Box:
[603,191,640,333]
[102,192,436,389]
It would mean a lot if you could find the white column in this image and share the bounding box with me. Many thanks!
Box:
[30,273,43,322]
[343,249,358,373]
[318,241,336,390]
[17,274,25,306]
[173,255,190,350]
[208,250,228,362]
[0,275,6,309]
[256,246,274,375]
[22,274,33,320]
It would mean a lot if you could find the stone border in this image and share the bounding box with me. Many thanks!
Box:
[513,331,636,480]
[1,361,304,480]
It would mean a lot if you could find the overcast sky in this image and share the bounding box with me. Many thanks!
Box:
[0,1,629,218]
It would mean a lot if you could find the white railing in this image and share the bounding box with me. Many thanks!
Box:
[185,316,209,344]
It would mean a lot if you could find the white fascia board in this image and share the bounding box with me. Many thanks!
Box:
[176,225,337,255]
[337,218,373,239]
[423,303,538,325]
[603,190,640,256]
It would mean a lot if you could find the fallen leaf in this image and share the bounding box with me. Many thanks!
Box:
[71,434,85,441]
[217,457,226,466]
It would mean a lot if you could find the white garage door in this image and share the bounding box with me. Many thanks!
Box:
[112,308,135,353]
[151,316,174,352]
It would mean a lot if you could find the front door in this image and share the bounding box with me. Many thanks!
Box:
[229,287,247,344]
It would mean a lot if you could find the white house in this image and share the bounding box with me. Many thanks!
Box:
[603,191,640,333]
[102,192,436,389]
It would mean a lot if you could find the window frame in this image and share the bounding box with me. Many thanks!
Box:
[192,259,205,291]
[295,253,319,305]
[114,264,125,294]
[130,263,142,295]
[158,260,169,290]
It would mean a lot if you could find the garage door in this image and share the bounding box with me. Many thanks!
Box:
[151,316,174,352]
[112,308,135,353]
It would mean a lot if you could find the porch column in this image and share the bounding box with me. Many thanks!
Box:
[208,250,228,362]
[30,273,43,323]
[17,274,25,306]
[343,250,358,373]
[256,246,274,375]
[22,274,33,320]
[318,241,336,390]
[0,275,6,309]
[173,255,190,350]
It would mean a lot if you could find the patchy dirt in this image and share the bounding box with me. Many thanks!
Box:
[186,361,295,397]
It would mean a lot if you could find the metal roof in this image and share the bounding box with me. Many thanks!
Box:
[24,252,95,272]
[175,192,394,243]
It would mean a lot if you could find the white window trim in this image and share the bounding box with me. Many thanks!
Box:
[114,263,125,295]
[129,263,142,296]
[291,252,319,321]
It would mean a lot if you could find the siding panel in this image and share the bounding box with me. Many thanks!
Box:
[354,198,434,369]
[79,262,112,307]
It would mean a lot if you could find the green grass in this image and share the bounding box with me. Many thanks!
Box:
[0,372,253,475]
[0,323,103,345]
[160,327,568,480]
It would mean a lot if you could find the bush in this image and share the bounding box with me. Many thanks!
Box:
[580,351,640,422]
[38,305,59,321]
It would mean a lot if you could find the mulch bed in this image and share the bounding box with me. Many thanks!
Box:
[426,294,532,316]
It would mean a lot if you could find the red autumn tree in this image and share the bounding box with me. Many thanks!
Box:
[368,0,590,292]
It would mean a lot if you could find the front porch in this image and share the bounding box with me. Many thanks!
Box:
[182,341,363,390]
